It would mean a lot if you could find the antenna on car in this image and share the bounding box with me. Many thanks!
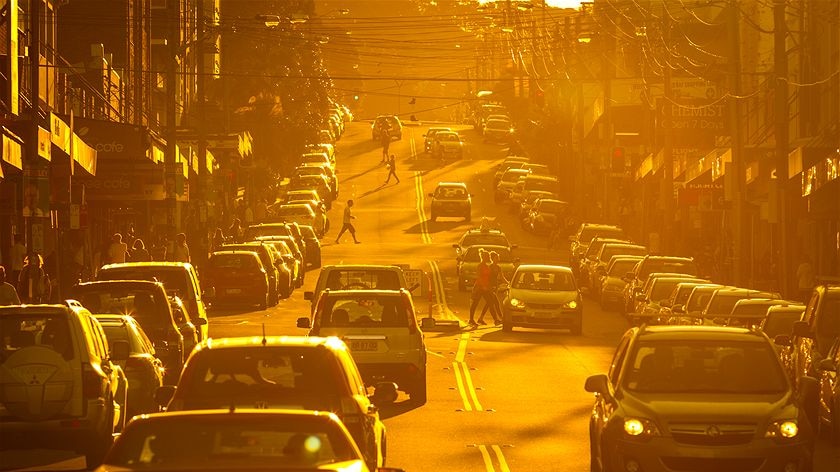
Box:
[261,323,267,346]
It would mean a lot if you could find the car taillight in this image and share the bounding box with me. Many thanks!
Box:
[82,366,106,399]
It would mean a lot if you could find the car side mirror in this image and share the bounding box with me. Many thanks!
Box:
[773,334,792,346]
[303,291,314,301]
[584,373,610,396]
[817,358,837,372]
[510,244,519,249]
[296,317,311,329]
[371,381,399,404]
[194,318,208,326]
[792,320,813,338]
[421,317,436,330]
[154,385,176,407]
[111,340,130,362]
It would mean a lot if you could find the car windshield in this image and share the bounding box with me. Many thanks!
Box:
[320,296,409,328]
[276,206,313,217]
[512,270,575,291]
[486,120,509,130]
[435,186,467,200]
[706,294,755,316]
[762,311,802,337]
[209,254,259,270]
[608,259,639,276]
[624,340,787,394]
[579,227,623,244]
[0,314,74,361]
[301,153,327,163]
[461,232,509,248]
[76,286,171,329]
[180,347,342,410]
[106,416,358,469]
[731,302,779,317]
[524,178,559,193]
[100,322,144,354]
[686,288,717,312]
[463,247,513,263]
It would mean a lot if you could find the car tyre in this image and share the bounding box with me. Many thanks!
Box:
[82,406,114,468]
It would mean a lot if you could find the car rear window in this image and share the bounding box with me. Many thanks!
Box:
[461,233,509,248]
[462,247,513,263]
[76,287,170,330]
[181,347,343,410]
[762,311,802,337]
[640,260,697,280]
[98,268,191,300]
[0,314,74,361]
[608,259,640,276]
[579,226,623,244]
[210,254,259,270]
[322,270,401,291]
[816,297,840,337]
[247,225,292,240]
[624,340,786,394]
[705,294,754,316]
[321,296,409,328]
[106,416,357,467]
[435,186,467,199]
[600,245,646,262]
[686,287,717,312]
[524,178,559,193]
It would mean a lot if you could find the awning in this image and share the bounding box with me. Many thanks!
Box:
[2,127,24,172]
[50,113,98,176]
[634,149,664,181]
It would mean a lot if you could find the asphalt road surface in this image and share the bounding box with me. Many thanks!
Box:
[3,121,838,471]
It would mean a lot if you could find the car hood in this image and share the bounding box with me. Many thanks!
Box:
[620,391,797,425]
[508,288,577,304]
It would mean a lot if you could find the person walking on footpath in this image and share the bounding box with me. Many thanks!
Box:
[129,239,151,262]
[335,199,360,244]
[384,154,400,184]
[107,233,128,264]
[0,266,21,306]
[468,249,495,327]
[477,251,505,325]
[18,253,49,304]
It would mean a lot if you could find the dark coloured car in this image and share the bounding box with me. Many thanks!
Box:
[429,182,471,222]
[816,337,840,445]
[452,225,514,258]
[204,251,269,310]
[298,224,323,269]
[622,256,698,315]
[221,242,282,304]
[790,284,840,391]
[585,325,818,472]
[568,223,625,279]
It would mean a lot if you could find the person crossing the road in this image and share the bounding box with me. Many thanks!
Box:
[335,199,360,244]
[477,251,505,325]
[384,154,400,184]
[380,123,391,162]
[468,249,496,327]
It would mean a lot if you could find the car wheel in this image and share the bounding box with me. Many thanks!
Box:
[589,428,600,472]
[269,285,278,306]
[82,405,115,468]
[502,322,513,332]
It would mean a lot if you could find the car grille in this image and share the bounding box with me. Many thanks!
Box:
[669,423,756,446]
[659,457,764,472]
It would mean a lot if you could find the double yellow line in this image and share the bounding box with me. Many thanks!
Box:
[478,445,511,472]
[453,332,482,411]
[414,171,431,244]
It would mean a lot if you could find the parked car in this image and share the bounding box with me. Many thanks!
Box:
[453,225,514,258]
[483,117,513,143]
[526,198,569,234]
[95,262,209,342]
[298,288,427,403]
[204,251,270,309]
[298,224,323,269]
[429,182,471,222]
[568,223,626,278]
[816,337,840,445]
[699,287,780,324]
[578,238,633,290]
[94,314,164,418]
[157,336,390,469]
[246,222,308,271]
[288,174,333,209]
[790,284,840,391]
[494,168,529,203]
[0,302,128,467]
[167,295,202,357]
[630,275,708,325]
[72,280,185,381]
[256,237,303,290]
[621,256,698,315]
[599,256,644,311]
[493,156,529,187]
[300,151,334,172]
[271,203,325,238]
[585,325,818,472]
[502,264,582,334]
[221,242,283,304]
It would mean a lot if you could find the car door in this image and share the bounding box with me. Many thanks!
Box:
[591,333,631,463]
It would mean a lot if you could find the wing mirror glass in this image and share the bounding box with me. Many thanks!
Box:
[420,317,436,330]
[371,381,399,404]
[303,291,314,301]
[194,318,208,326]
[584,373,610,395]
[203,287,216,298]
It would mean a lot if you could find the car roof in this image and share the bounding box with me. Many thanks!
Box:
[196,335,347,352]
[101,262,195,271]
[77,280,165,290]
[516,264,572,273]
[322,289,406,297]
[766,304,805,313]
[127,408,343,423]
[635,325,765,341]
[732,298,787,306]
[642,255,694,262]
[0,303,82,315]
[464,244,511,253]
[436,182,467,188]
[463,226,506,235]
[93,313,133,323]
[580,223,622,230]
[211,250,260,258]
[711,287,777,296]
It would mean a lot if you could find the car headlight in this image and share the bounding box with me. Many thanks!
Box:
[564,300,578,309]
[509,298,525,309]
[765,420,799,439]
[623,417,660,438]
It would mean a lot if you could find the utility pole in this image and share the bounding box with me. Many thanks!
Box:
[26,0,40,254]
[196,0,208,264]
[166,0,179,232]
[662,11,674,254]
[728,1,747,286]
[773,0,791,297]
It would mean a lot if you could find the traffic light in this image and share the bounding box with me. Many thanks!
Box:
[611,147,626,172]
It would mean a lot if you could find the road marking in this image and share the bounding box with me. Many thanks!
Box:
[456,332,469,362]
[454,332,483,411]
[478,445,496,472]
[414,171,431,244]
[428,260,457,321]
[491,445,511,472]
[452,361,472,411]
[409,131,418,159]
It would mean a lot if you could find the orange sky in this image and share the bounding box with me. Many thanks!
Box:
[477,0,583,9]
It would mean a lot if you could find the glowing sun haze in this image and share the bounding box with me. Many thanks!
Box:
[477,0,583,8]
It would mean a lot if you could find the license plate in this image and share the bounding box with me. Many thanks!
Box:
[350,341,378,352]
[534,311,555,318]
[226,288,242,294]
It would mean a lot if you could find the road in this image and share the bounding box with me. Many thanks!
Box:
[3,121,839,471]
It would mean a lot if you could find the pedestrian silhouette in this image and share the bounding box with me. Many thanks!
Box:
[385,155,400,184]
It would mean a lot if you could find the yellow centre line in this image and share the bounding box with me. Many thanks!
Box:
[452,361,472,412]
[456,332,469,362]
[491,445,511,472]
[478,445,496,472]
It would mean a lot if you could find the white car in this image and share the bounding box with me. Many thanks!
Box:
[300,151,334,171]
[272,203,325,237]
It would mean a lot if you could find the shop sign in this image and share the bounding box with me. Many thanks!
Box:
[74,118,145,161]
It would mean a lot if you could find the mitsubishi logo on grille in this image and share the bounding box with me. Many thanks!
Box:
[706,425,722,437]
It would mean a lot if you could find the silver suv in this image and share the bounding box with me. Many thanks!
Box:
[0,301,129,467]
